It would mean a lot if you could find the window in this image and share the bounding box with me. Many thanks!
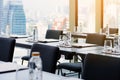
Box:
[78,0,95,33]
[2,0,26,35]
[2,0,69,38]
[104,0,120,28]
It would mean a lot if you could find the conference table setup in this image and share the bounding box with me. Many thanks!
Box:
[15,32,117,55]
[1,30,120,80]
[0,36,119,80]
[0,36,84,80]
[15,37,120,60]
[14,33,120,79]
[15,37,98,55]
[15,32,120,61]
[15,30,120,58]
[1,0,120,79]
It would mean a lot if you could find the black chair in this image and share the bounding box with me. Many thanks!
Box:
[57,51,82,78]
[21,29,62,65]
[0,37,16,62]
[57,33,106,78]
[57,61,82,78]
[45,29,63,39]
[22,43,60,73]
[82,53,120,80]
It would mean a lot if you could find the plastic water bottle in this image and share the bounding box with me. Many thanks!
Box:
[6,24,10,37]
[29,52,42,80]
[33,26,38,42]
[105,24,109,36]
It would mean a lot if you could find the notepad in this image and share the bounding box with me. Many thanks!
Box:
[38,39,59,43]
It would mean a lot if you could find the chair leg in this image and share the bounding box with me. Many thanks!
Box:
[60,69,64,76]
[21,60,24,65]
[78,72,80,78]
[57,69,60,75]
[57,68,64,76]
[60,69,67,76]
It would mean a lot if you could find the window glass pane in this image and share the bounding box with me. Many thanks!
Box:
[104,0,120,28]
[1,0,69,38]
[78,0,95,33]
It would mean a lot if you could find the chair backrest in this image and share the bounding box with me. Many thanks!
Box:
[30,43,60,73]
[109,28,119,34]
[102,27,119,34]
[86,33,106,46]
[0,37,16,62]
[82,53,120,80]
[45,29,63,39]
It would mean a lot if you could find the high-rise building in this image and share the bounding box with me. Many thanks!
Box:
[0,0,3,34]
[3,0,26,35]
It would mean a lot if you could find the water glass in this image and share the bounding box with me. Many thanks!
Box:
[113,35,120,53]
[104,40,112,53]
[59,35,65,47]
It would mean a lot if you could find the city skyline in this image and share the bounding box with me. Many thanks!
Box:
[0,0,69,36]
[0,0,3,34]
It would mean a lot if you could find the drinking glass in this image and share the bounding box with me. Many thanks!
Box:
[59,35,65,47]
[64,31,71,47]
[104,40,112,53]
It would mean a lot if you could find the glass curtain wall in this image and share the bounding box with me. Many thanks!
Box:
[78,0,95,33]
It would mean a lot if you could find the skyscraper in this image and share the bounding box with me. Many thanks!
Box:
[0,0,3,34]
[3,0,26,35]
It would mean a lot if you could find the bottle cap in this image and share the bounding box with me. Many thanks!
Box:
[32,52,40,56]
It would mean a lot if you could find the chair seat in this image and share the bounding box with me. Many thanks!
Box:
[21,56,30,61]
[57,62,82,72]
